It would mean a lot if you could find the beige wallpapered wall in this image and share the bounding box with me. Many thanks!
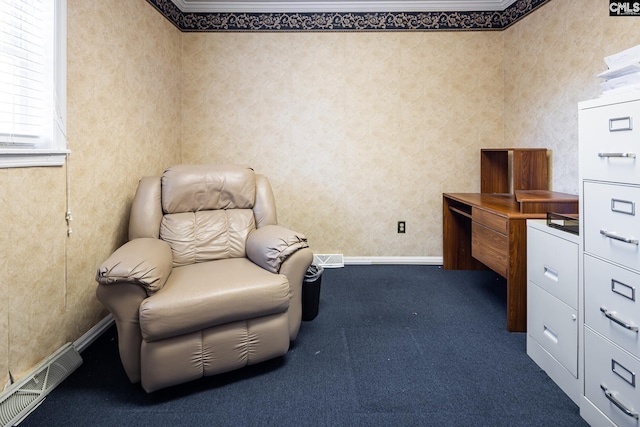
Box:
[2,0,640,388]
[0,0,182,386]
[181,31,504,257]
[504,0,640,195]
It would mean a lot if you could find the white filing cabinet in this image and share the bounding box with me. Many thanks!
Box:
[580,93,640,427]
[527,219,581,405]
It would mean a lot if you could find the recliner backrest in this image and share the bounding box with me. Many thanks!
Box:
[161,164,256,213]
[160,164,257,267]
[128,164,279,267]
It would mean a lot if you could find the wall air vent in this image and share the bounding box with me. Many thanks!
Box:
[313,254,344,268]
[0,343,82,426]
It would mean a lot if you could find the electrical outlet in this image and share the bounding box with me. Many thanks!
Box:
[397,221,406,233]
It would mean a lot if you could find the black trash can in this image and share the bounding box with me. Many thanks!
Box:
[302,264,323,321]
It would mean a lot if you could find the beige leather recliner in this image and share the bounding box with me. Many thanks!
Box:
[95,164,313,392]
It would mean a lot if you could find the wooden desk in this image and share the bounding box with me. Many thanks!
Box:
[443,191,578,332]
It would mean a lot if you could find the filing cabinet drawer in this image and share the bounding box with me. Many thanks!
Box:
[472,207,508,234]
[584,181,640,270]
[585,328,640,427]
[585,254,640,357]
[580,99,640,185]
[528,283,578,377]
[527,226,578,309]
[472,221,508,277]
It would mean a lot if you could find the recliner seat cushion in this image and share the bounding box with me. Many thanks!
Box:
[139,258,291,342]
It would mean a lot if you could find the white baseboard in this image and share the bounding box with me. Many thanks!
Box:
[73,313,114,353]
[344,256,443,265]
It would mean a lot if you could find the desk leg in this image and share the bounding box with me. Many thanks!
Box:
[506,219,527,332]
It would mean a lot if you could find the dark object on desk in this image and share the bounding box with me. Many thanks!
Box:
[546,212,579,235]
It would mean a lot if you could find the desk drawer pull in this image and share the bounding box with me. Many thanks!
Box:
[600,229,639,245]
[543,325,558,344]
[600,307,639,332]
[600,385,639,419]
[543,266,559,282]
[598,152,637,158]
[609,116,633,132]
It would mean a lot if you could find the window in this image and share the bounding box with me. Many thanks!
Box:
[0,0,67,168]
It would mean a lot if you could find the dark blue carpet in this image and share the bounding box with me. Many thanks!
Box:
[21,265,588,426]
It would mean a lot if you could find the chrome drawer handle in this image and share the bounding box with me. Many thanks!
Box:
[600,307,639,332]
[600,229,639,245]
[600,385,639,419]
[598,152,637,158]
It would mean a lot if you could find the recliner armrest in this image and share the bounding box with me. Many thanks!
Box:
[246,225,309,273]
[96,238,173,295]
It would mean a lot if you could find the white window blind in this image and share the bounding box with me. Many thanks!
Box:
[0,0,67,167]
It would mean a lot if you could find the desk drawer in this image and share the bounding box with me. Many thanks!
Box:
[528,282,578,377]
[472,222,508,277]
[585,254,640,357]
[585,328,640,427]
[580,99,640,185]
[472,207,508,234]
[527,226,579,309]
[584,181,640,271]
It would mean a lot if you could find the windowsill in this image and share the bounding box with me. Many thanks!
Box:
[0,149,70,168]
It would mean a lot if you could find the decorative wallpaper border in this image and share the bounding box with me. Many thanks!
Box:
[146,0,550,32]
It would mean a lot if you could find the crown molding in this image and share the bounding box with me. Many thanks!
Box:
[147,0,549,31]
[171,0,518,13]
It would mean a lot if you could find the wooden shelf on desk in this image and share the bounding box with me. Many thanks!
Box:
[515,190,579,214]
[481,148,548,193]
